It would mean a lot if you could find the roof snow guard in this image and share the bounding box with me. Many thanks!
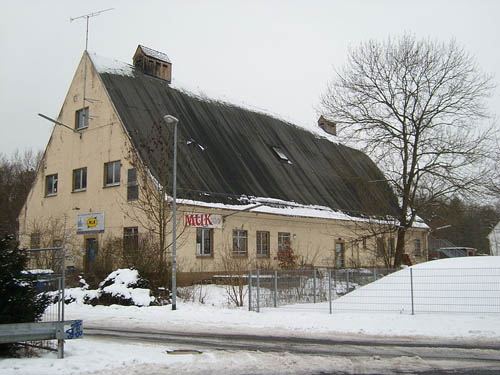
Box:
[91,51,400,219]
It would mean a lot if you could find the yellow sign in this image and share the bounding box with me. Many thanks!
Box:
[77,212,105,234]
[86,217,98,228]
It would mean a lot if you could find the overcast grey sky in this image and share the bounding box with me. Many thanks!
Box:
[1,0,498,156]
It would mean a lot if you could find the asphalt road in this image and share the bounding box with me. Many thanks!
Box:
[85,326,500,374]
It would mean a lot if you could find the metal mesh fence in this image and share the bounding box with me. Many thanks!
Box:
[23,247,66,350]
[248,267,500,314]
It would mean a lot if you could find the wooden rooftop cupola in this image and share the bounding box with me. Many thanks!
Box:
[318,115,337,136]
[133,45,172,83]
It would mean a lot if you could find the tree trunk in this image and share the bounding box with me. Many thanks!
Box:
[393,226,407,268]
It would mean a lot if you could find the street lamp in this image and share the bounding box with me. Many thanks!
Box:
[164,114,179,311]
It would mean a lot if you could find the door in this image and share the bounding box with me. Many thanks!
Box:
[85,238,98,272]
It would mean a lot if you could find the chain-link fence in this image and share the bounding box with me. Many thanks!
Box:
[23,247,66,351]
[248,268,394,311]
[248,267,500,314]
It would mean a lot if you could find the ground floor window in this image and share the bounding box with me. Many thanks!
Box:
[256,231,270,257]
[376,237,385,257]
[414,239,421,256]
[196,228,213,256]
[30,233,41,249]
[232,230,247,256]
[335,241,345,268]
[123,227,139,252]
[278,232,291,251]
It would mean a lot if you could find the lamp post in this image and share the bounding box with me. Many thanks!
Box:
[164,114,179,310]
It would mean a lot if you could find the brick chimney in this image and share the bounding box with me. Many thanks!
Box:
[133,45,172,83]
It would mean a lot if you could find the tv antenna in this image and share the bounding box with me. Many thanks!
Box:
[70,8,114,51]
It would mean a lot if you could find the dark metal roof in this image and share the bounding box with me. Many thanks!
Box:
[97,64,399,216]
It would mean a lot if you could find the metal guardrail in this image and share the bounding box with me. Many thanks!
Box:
[0,320,84,343]
[0,320,83,358]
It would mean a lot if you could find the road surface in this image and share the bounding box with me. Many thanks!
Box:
[85,326,500,374]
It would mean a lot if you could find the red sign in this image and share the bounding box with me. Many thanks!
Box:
[184,213,223,228]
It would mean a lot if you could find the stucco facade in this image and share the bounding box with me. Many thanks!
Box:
[19,50,429,278]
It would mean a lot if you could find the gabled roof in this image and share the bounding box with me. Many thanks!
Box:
[90,52,399,217]
[137,45,171,64]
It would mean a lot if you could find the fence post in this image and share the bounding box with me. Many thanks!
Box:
[61,248,66,322]
[256,269,260,313]
[248,270,252,311]
[313,269,317,303]
[57,278,62,321]
[410,268,415,315]
[346,269,350,292]
[328,268,332,314]
[274,270,278,308]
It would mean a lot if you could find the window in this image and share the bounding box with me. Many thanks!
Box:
[414,239,421,256]
[104,161,120,186]
[362,237,367,249]
[45,174,58,196]
[76,107,89,129]
[376,237,385,256]
[73,167,87,192]
[127,168,138,201]
[256,231,270,257]
[30,233,41,249]
[196,228,213,256]
[335,241,345,268]
[388,237,395,256]
[232,230,248,256]
[278,232,291,251]
[271,146,292,164]
[123,227,139,253]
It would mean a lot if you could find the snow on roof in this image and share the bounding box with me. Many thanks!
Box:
[89,52,134,77]
[139,45,171,64]
[179,195,429,229]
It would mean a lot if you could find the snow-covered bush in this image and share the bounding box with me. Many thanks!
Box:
[52,268,170,307]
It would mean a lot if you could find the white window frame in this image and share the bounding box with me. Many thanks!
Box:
[73,167,87,192]
[45,174,58,196]
[104,161,121,186]
[256,231,270,257]
[414,239,422,256]
[76,107,89,130]
[232,229,248,256]
[278,232,291,251]
[196,228,213,256]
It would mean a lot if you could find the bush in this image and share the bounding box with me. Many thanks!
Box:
[0,235,50,355]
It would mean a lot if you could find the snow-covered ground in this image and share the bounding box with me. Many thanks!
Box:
[3,257,500,374]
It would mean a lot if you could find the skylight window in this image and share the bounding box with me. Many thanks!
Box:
[272,146,292,164]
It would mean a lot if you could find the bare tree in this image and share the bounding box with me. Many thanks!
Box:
[123,121,187,268]
[320,34,495,267]
[218,247,250,307]
[0,149,42,237]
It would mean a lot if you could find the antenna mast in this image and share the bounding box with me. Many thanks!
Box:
[70,8,114,109]
[70,8,114,51]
